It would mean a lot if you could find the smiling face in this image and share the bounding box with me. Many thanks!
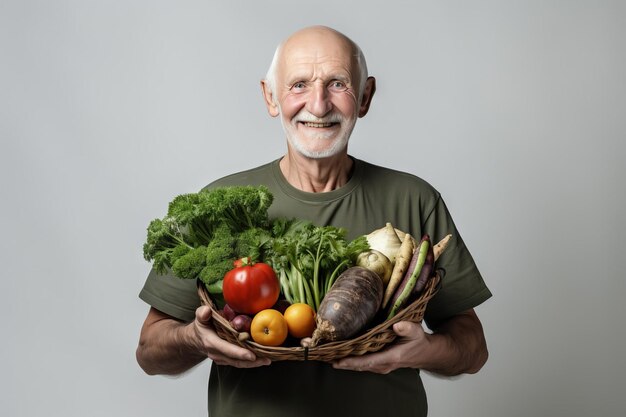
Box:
[262,27,375,159]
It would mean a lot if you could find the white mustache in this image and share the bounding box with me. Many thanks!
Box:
[294,111,343,124]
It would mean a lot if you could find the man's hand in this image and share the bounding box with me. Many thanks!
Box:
[136,306,270,376]
[332,309,488,376]
[332,320,432,374]
[191,306,271,368]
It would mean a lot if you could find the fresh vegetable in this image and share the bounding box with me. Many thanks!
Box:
[230,314,252,333]
[250,309,288,346]
[386,235,431,319]
[222,258,280,315]
[283,303,317,339]
[365,222,403,264]
[409,240,434,299]
[433,234,452,261]
[356,249,393,286]
[143,185,371,316]
[233,257,251,268]
[143,185,274,297]
[310,267,383,346]
[221,304,237,321]
[261,219,369,311]
[394,228,417,248]
[382,233,416,308]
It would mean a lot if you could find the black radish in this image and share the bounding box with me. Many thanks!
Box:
[309,267,383,346]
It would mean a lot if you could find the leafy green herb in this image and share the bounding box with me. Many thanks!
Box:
[143,185,273,290]
[143,185,369,311]
[261,219,369,310]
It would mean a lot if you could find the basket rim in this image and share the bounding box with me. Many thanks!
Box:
[197,272,441,361]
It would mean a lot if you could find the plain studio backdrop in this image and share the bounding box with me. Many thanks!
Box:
[2,1,624,416]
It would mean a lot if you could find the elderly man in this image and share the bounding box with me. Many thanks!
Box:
[136,26,491,416]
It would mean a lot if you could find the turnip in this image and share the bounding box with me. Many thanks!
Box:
[356,249,393,286]
[309,267,383,346]
[365,223,403,264]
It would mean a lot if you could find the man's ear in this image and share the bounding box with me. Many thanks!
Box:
[260,80,280,117]
[358,76,376,118]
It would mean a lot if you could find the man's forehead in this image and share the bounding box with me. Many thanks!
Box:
[278,31,357,77]
[281,29,355,61]
[283,52,353,70]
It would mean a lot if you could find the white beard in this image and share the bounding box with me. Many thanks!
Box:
[279,108,357,159]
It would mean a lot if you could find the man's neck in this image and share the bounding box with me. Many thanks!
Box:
[279,150,353,193]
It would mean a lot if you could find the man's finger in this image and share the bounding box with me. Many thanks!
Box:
[192,306,263,363]
[393,320,418,337]
[209,332,258,362]
[195,305,212,323]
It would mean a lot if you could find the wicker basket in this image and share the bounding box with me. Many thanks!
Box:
[197,272,441,362]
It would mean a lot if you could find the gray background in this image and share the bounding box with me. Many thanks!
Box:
[2,1,625,416]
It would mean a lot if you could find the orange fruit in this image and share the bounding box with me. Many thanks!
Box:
[250,309,288,346]
[283,303,316,339]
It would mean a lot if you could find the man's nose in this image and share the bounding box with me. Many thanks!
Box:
[306,83,332,117]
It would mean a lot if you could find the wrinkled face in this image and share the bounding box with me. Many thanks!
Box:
[273,32,361,159]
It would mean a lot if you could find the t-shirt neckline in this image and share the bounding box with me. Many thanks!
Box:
[270,157,363,204]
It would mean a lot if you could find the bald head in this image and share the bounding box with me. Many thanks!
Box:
[265,26,368,97]
[259,26,376,160]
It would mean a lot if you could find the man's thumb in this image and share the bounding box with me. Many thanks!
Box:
[195,305,212,323]
[393,321,414,337]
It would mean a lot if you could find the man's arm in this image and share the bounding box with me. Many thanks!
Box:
[418,309,489,375]
[333,309,488,376]
[136,306,270,375]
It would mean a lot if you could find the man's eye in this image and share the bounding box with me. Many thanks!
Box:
[330,81,347,90]
[292,82,306,89]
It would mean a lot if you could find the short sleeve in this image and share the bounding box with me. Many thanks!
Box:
[138,268,201,322]
[422,196,492,326]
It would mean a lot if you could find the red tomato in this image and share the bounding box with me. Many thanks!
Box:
[222,260,280,315]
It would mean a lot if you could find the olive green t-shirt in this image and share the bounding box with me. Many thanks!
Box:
[139,157,492,417]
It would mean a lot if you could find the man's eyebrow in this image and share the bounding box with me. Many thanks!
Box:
[332,74,351,83]
[285,75,309,84]
[285,73,352,84]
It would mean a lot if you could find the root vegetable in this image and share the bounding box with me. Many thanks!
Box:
[394,228,417,248]
[386,235,430,319]
[382,233,415,309]
[365,223,403,264]
[433,234,452,261]
[356,249,393,286]
[409,242,434,299]
[309,267,383,346]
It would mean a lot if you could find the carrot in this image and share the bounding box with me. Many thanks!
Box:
[381,233,415,309]
[309,267,383,346]
[433,234,452,261]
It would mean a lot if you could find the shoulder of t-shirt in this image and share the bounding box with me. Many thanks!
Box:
[357,159,442,200]
[199,160,278,191]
